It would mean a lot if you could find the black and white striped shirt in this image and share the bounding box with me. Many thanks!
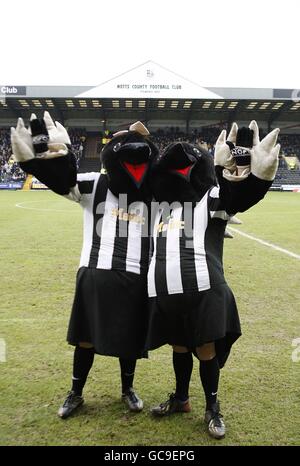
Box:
[67,172,150,275]
[148,187,230,297]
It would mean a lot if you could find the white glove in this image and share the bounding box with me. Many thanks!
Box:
[11,118,35,162]
[248,120,280,181]
[216,121,280,182]
[214,123,238,169]
[11,111,71,162]
[31,111,71,159]
[215,122,250,182]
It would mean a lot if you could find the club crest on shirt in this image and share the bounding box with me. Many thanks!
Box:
[111,207,145,225]
[156,219,185,233]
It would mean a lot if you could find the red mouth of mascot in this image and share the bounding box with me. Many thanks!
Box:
[170,162,195,181]
[122,161,148,187]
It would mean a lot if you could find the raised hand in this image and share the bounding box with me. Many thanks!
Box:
[11,111,71,162]
[214,123,238,173]
[215,121,280,182]
[11,118,35,162]
[249,120,280,181]
[30,111,71,159]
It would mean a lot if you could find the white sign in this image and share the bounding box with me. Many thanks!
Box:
[77,61,222,100]
[0,86,26,95]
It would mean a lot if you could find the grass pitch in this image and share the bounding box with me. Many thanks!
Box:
[0,190,299,446]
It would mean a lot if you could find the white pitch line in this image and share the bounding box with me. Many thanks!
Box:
[228,227,300,261]
[15,200,78,213]
[0,318,67,322]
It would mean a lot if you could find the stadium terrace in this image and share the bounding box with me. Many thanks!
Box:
[1,62,300,191]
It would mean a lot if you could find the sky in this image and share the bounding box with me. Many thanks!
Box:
[1,0,299,89]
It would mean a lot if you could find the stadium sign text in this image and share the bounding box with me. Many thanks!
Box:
[0,86,26,96]
[77,61,222,99]
[116,83,182,93]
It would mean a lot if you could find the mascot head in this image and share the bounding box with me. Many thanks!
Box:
[151,141,217,203]
[101,121,158,202]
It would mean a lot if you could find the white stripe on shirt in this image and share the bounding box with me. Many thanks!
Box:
[97,189,118,270]
[79,173,100,268]
[166,207,184,295]
[147,209,162,297]
[126,202,144,274]
[193,192,210,291]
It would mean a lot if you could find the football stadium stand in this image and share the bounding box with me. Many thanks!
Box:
[1,127,300,188]
[0,128,87,187]
[1,62,300,190]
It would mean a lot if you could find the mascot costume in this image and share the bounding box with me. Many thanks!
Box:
[11,112,158,418]
[146,121,280,439]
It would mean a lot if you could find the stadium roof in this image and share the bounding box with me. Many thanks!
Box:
[1,62,299,100]
[0,62,299,124]
[1,97,299,124]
